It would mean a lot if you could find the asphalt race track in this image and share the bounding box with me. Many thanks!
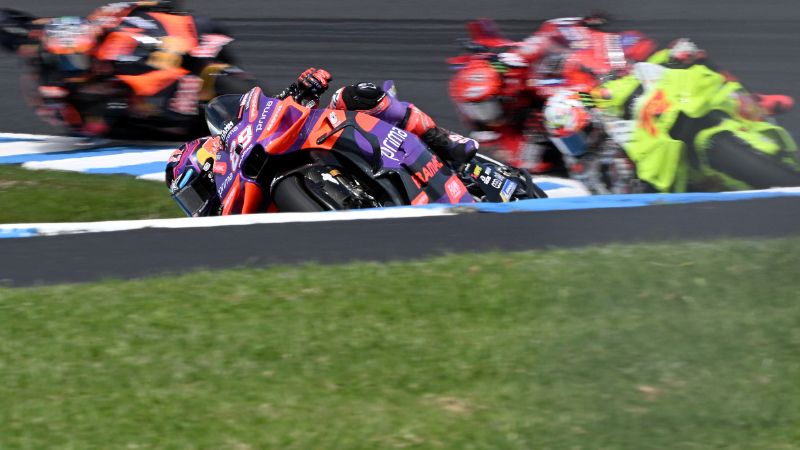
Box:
[1,0,799,135]
[0,1,799,285]
[1,198,800,286]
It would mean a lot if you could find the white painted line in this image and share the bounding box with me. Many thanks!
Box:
[22,149,174,171]
[0,133,180,158]
[721,186,800,194]
[530,176,591,198]
[0,132,62,140]
[0,138,84,157]
[0,207,455,237]
[4,188,800,239]
[138,172,167,182]
[543,187,590,198]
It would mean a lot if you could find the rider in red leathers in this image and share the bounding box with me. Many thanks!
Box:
[448,15,656,174]
[449,15,795,194]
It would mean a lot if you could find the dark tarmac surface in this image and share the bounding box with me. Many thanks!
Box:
[0,1,798,135]
[2,198,800,287]
[0,1,799,286]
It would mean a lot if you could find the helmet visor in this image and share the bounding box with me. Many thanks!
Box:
[57,53,90,73]
[171,168,219,217]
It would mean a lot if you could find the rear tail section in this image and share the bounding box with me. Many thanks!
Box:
[448,19,512,67]
[382,80,397,98]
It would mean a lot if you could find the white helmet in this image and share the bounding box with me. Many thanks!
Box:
[543,90,590,138]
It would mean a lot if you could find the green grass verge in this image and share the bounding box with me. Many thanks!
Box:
[1,238,799,449]
[0,165,181,223]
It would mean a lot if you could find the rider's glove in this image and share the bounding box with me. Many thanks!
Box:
[298,67,331,93]
[296,67,331,107]
[275,68,332,108]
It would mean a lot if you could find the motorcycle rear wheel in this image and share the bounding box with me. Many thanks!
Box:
[706,131,800,189]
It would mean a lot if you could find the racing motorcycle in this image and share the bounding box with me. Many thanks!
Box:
[592,59,800,192]
[167,82,546,216]
[0,2,257,139]
[448,17,800,193]
[447,16,657,180]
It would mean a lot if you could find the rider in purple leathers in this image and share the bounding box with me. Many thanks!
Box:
[166,68,481,216]
[329,80,478,166]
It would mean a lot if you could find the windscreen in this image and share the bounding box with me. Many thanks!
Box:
[205,94,242,136]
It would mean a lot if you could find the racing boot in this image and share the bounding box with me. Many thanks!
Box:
[418,126,478,166]
[331,82,478,165]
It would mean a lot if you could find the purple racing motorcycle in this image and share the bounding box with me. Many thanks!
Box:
[166,83,547,216]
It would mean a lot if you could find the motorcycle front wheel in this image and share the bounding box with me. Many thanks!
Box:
[271,166,383,212]
[272,175,327,212]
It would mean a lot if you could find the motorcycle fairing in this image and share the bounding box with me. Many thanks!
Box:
[601,61,799,192]
[216,90,475,212]
[303,108,474,204]
[90,7,233,122]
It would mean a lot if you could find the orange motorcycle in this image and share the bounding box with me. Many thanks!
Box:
[0,1,257,139]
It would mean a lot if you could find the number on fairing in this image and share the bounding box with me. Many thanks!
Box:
[235,125,253,149]
[228,125,252,168]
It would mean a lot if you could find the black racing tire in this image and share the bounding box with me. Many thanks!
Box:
[530,182,548,199]
[521,169,548,199]
[272,176,327,212]
[706,131,800,189]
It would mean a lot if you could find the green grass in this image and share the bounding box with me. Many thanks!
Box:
[1,238,800,449]
[0,165,181,223]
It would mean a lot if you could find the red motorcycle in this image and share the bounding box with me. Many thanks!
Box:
[448,16,656,176]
